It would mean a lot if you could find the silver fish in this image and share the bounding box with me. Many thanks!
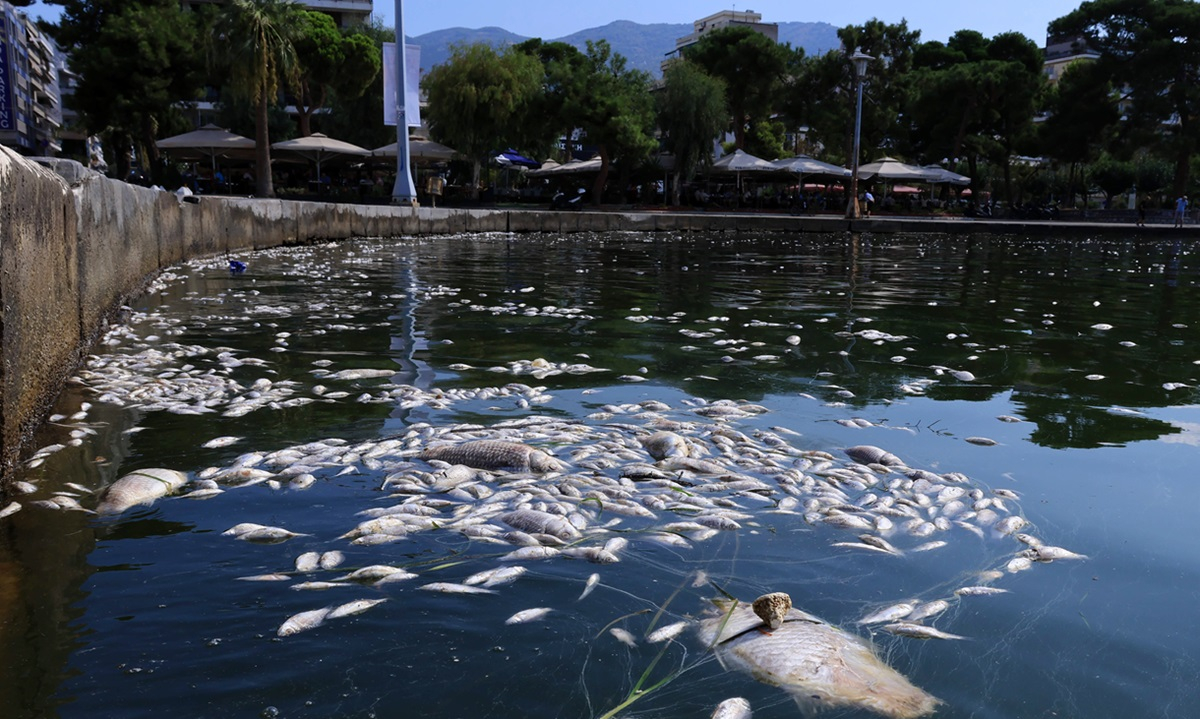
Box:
[647,620,690,643]
[418,582,497,595]
[504,607,553,625]
[327,598,388,619]
[291,581,352,591]
[640,431,690,460]
[1032,545,1088,561]
[907,600,950,622]
[237,573,291,582]
[499,509,580,540]
[277,607,331,637]
[844,445,905,467]
[578,572,600,600]
[202,435,243,449]
[420,440,566,473]
[710,697,752,719]
[609,627,638,647]
[0,502,22,519]
[955,586,1009,597]
[882,622,966,641]
[464,566,527,588]
[319,551,346,570]
[236,526,306,543]
[699,601,938,719]
[295,552,321,572]
[858,602,915,625]
[96,468,188,515]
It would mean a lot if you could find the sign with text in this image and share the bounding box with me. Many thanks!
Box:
[382,43,421,128]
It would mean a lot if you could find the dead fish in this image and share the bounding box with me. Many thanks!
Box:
[994,516,1027,536]
[420,440,566,473]
[464,566,527,587]
[640,431,690,460]
[202,435,243,449]
[911,540,948,553]
[955,586,1009,597]
[223,522,270,537]
[237,573,291,582]
[0,502,22,519]
[500,546,559,562]
[711,697,752,719]
[858,602,915,625]
[277,607,331,637]
[609,627,638,647]
[1032,545,1088,562]
[964,437,997,446]
[844,445,904,467]
[338,565,412,583]
[505,607,553,625]
[96,468,189,515]
[699,601,938,719]
[907,600,950,622]
[418,582,496,595]
[882,622,966,641]
[291,581,352,591]
[1006,556,1033,573]
[647,620,690,644]
[319,551,346,570]
[237,526,306,544]
[295,552,321,572]
[327,598,388,620]
[579,572,600,600]
[499,509,581,541]
[325,368,396,381]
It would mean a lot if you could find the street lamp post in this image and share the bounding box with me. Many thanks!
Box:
[391,0,419,206]
[845,50,873,220]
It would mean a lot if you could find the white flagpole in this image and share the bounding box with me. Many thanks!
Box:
[391,0,418,205]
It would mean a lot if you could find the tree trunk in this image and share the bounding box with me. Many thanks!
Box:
[255,87,274,198]
[470,159,481,201]
[672,170,682,206]
[591,144,610,206]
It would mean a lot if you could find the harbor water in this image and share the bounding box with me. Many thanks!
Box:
[3,231,1200,718]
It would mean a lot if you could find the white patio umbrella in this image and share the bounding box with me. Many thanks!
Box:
[711,149,777,197]
[271,132,370,179]
[920,165,972,186]
[856,157,943,182]
[156,123,255,175]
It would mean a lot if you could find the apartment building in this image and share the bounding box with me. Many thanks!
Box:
[0,1,62,155]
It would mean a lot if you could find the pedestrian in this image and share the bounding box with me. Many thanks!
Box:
[1138,196,1148,227]
[864,190,874,217]
[1175,195,1189,228]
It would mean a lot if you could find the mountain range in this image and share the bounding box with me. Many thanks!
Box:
[409,20,842,77]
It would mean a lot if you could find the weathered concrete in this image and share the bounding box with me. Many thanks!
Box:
[0,147,1195,483]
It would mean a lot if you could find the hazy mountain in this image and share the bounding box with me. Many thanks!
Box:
[411,20,841,77]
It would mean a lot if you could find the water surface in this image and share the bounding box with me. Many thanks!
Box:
[3,232,1200,718]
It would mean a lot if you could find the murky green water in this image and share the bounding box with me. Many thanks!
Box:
[4,232,1200,718]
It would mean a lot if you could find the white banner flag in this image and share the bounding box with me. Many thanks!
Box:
[382,43,422,128]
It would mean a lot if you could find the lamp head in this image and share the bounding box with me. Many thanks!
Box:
[850,50,874,79]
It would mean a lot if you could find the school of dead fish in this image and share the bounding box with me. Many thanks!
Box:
[1,241,1102,718]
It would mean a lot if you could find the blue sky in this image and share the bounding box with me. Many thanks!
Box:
[24,1,1085,46]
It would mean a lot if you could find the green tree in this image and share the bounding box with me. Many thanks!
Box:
[556,40,657,204]
[421,42,542,200]
[684,26,793,152]
[1038,59,1120,205]
[320,20,395,150]
[906,30,1045,202]
[210,0,302,197]
[512,39,589,161]
[50,0,205,180]
[292,10,381,137]
[657,60,727,204]
[795,20,920,167]
[1051,0,1200,195]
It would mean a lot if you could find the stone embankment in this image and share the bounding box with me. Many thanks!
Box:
[0,148,1184,483]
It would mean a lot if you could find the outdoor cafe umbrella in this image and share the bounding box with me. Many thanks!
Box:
[920,165,972,186]
[370,137,458,162]
[770,155,851,190]
[155,123,255,175]
[271,132,371,179]
[711,149,776,191]
[856,157,942,182]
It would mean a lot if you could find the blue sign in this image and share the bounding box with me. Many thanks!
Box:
[0,14,12,132]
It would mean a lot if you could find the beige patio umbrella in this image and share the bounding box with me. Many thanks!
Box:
[156,123,256,175]
[271,132,371,179]
[370,137,458,162]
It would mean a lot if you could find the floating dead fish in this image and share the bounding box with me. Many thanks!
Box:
[319,551,346,570]
[579,572,600,600]
[858,602,915,625]
[640,431,690,460]
[277,607,331,637]
[235,526,306,543]
[202,436,243,449]
[237,574,291,582]
[325,369,396,381]
[295,552,321,572]
[96,468,189,515]
[907,600,950,622]
[965,437,997,446]
[711,697,752,719]
[418,582,496,595]
[647,620,690,644]
[699,600,938,719]
[882,622,966,641]
[955,586,1009,597]
[844,445,904,467]
[291,581,353,591]
[609,627,638,647]
[327,598,388,619]
[0,502,22,519]
[420,440,566,473]
[499,509,580,541]
[464,565,527,588]
[504,607,553,625]
[1031,545,1088,562]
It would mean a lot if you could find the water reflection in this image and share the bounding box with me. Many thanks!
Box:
[3,233,1200,719]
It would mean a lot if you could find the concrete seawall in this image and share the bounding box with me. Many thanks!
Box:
[0,148,1185,483]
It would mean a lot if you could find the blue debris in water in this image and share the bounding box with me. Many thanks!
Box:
[229,260,247,274]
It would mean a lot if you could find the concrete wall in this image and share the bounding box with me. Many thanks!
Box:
[0,148,1181,483]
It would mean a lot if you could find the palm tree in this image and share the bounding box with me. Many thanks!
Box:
[212,0,301,197]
